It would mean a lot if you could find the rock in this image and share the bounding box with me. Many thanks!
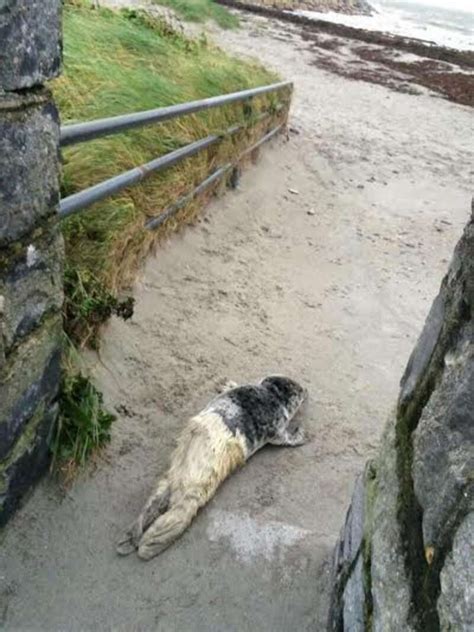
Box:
[413,324,474,551]
[400,215,474,409]
[0,317,62,461]
[0,403,58,527]
[438,512,474,631]
[371,417,414,632]
[0,0,62,90]
[343,555,365,632]
[342,472,366,567]
[0,0,62,529]
[288,188,299,195]
[0,227,63,352]
[328,463,374,631]
[400,279,448,406]
[0,91,60,246]
[307,209,316,216]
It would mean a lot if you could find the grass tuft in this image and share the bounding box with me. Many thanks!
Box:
[63,264,134,348]
[52,341,116,483]
[152,0,239,28]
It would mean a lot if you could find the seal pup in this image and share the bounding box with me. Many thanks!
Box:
[116,375,308,560]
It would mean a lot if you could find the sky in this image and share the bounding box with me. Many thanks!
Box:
[385,0,474,11]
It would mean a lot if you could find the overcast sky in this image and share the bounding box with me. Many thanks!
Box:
[386,0,473,11]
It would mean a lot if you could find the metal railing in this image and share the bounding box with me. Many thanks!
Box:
[59,80,292,223]
[144,124,283,231]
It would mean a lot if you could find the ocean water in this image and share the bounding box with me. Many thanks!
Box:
[295,0,474,50]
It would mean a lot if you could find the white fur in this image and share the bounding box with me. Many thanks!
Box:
[117,411,247,560]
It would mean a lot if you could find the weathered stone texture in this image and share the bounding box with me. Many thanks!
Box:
[413,325,474,552]
[0,226,63,352]
[370,417,414,632]
[400,214,473,411]
[0,0,61,90]
[342,555,365,632]
[0,403,58,527]
[398,291,445,405]
[0,317,62,462]
[0,92,60,246]
[438,512,474,631]
[341,472,365,567]
[328,464,374,631]
[0,0,62,526]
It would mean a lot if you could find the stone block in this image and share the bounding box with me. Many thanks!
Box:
[0,91,60,246]
[398,292,445,406]
[328,462,374,630]
[371,417,414,632]
[438,512,474,631]
[413,323,474,551]
[0,225,63,352]
[0,316,62,461]
[399,212,474,408]
[342,555,365,632]
[0,403,58,527]
[0,0,61,90]
[341,471,365,568]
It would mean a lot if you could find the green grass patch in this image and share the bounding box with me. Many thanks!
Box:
[152,0,239,28]
[56,1,284,346]
[51,340,116,482]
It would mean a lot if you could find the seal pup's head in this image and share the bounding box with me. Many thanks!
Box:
[260,375,308,420]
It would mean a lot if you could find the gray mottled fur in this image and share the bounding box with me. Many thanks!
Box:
[117,375,308,560]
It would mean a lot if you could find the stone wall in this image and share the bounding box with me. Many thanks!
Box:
[0,1,63,526]
[328,206,474,630]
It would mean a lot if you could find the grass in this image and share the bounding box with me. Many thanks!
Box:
[152,0,240,28]
[51,339,116,483]
[56,1,285,347]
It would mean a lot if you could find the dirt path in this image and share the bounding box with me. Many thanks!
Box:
[1,9,472,632]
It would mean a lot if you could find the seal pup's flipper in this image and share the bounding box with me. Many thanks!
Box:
[137,492,201,560]
[268,426,307,447]
[216,378,238,394]
[116,480,170,556]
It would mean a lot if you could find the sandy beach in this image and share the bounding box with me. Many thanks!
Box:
[0,5,472,630]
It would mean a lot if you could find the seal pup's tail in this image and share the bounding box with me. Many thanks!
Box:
[116,479,170,556]
[117,412,246,560]
[136,490,202,560]
[137,414,245,559]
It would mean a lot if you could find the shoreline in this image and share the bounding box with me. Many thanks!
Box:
[216,0,474,68]
[216,0,474,107]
